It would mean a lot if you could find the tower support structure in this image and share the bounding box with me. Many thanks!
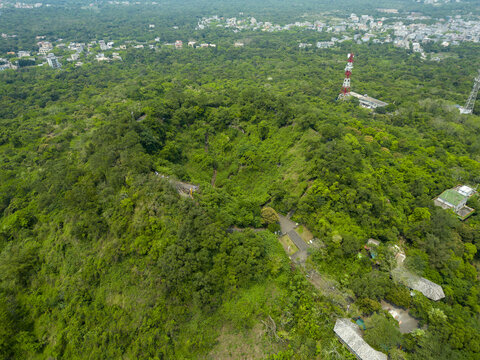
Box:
[460,70,480,114]
[338,53,354,100]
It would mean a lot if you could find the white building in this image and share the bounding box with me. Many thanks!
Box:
[95,53,109,61]
[38,41,53,55]
[18,51,31,58]
[46,53,61,69]
[350,92,388,109]
[435,185,475,212]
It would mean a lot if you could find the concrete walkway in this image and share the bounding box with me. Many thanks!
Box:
[288,230,307,252]
[278,214,297,234]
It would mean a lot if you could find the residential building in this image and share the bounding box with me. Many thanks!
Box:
[0,63,13,71]
[175,40,183,49]
[316,41,334,48]
[298,43,312,48]
[99,40,108,51]
[95,53,109,61]
[46,53,61,69]
[18,51,31,58]
[38,41,53,55]
[434,185,476,219]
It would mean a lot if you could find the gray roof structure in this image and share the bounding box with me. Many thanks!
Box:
[392,268,445,301]
[334,319,388,360]
[350,91,388,108]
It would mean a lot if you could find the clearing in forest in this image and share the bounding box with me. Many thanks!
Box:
[207,323,279,360]
[295,225,314,244]
[278,234,299,256]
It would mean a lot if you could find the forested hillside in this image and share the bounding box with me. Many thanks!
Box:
[1,2,480,358]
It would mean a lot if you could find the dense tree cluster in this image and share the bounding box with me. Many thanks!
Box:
[1,2,480,358]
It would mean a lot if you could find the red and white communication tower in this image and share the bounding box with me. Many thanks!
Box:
[338,53,354,100]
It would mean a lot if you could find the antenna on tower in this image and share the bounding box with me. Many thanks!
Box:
[460,70,480,114]
[338,53,354,100]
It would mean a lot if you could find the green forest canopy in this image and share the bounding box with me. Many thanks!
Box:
[1,1,480,359]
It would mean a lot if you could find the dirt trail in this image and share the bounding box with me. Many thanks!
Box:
[211,169,217,187]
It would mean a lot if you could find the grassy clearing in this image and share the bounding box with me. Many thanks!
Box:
[279,234,298,255]
[206,323,280,360]
[296,225,314,244]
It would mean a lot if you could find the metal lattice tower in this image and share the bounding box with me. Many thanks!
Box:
[338,53,354,100]
[460,70,480,114]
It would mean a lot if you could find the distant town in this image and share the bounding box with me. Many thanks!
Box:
[199,11,480,59]
[1,10,480,71]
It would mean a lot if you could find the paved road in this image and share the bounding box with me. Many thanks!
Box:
[288,230,307,252]
[278,214,296,234]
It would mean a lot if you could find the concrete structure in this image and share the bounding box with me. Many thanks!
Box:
[0,63,13,71]
[334,319,387,360]
[175,40,183,49]
[460,70,480,114]
[46,53,61,69]
[350,91,388,109]
[18,51,30,58]
[38,41,53,55]
[434,185,476,219]
[95,53,109,61]
[287,230,307,252]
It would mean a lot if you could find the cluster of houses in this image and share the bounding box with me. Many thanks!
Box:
[198,12,480,57]
[1,1,44,8]
[335,183,477,359]
[335,237,446,359]
[274,186,476,359]
[0,59,16,71]
[162,40,218,49]
[2,35,234,72]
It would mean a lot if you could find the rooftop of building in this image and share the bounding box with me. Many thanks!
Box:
[438,188,466,206]
[350,91,388,107]
[391,267,445,301]
[334,318,388,360]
